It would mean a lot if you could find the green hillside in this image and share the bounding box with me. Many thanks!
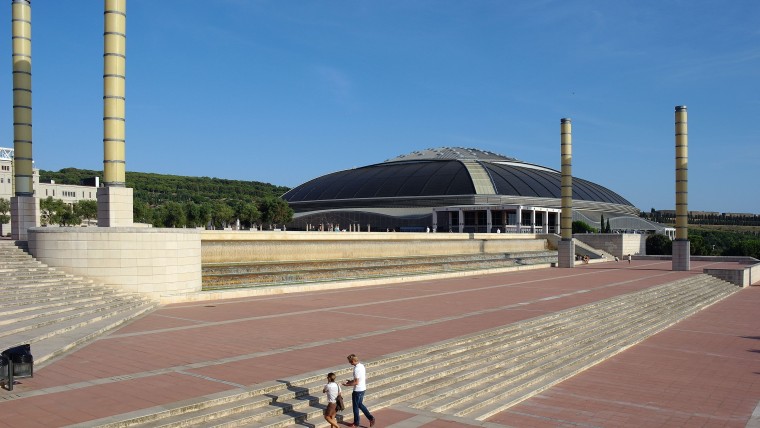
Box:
[39,168,289,205]
[38,168,292,228]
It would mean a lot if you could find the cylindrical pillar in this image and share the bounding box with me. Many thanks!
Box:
[558,118,575,267]
[675,106,688,240]
[12,0,33,196]
[673,106,690,271]
[560,118,573,240]
[103,0,126,186]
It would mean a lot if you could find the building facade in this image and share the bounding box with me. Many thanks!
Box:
[1,148,98,234]
[283,147,664,234]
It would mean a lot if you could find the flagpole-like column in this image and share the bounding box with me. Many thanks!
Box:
[97,0,133,226]
[672,106,690,271]
[557,118,575,267]
[10,0,40,241]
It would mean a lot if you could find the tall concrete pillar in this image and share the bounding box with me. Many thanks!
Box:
[672,106,690,271]
[98,0,133,226]
[10,0,40,241]
[516,206,523,233]
[542,211,549,233]
[557,118,575,267]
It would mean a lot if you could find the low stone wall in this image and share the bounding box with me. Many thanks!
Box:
[201,231,549,264]
[28,227,202,299]
[634,255,759,287]
[573,233,646,258]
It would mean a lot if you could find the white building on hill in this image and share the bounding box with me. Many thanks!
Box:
[1,147,98,235]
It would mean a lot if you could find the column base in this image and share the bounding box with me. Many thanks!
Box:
[672,239,691,271]
[97,187,134,227]
[10,196,40,242]
[557,239,576,268]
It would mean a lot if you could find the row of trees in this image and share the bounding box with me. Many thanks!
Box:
[643,209,760,227]
[40,197,98,226]
[39,168,289,208]
[28,196,294,230]
[572,218,611,234]
[571,219,760,259]
[646,230,760,259]
[134,196,293,229]
[36,168,294,230]
[2,197,99,232]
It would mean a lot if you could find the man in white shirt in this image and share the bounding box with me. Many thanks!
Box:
[342,353,375,427]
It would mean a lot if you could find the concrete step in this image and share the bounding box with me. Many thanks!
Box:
[0,241,159,367]
[203,259,525,289]
[76,275,738,428]
[0,291,128,319]
[0,283,118,304]
[0,293,148,330]
[422,284,723,417]
[202,251,558,290]
[206,278,731,427]
[1,296,154,343]
[30,302,158,366]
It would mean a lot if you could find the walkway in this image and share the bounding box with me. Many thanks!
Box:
[0,259,758,427]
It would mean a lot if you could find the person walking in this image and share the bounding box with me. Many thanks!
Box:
[322,372,341,428]
[343,353,375,427]
[627,253,632,264]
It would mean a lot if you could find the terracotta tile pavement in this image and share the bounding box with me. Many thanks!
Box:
[0,260,757,428]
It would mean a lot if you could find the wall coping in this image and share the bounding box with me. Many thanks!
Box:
[202,230,543,242]
[30,227,198,235]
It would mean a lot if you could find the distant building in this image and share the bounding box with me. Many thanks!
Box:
[283,147,672,235]
[1,147,98,234]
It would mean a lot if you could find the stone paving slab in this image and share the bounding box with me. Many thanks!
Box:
[0,259,757,428]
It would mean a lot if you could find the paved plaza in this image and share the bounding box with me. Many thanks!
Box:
[0,259,758,427]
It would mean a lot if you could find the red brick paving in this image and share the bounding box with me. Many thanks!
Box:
[0,259,757,428]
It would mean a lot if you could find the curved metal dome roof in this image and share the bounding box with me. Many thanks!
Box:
[283,147,633,206]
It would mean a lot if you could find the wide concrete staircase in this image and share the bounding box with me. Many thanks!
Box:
[0,241,159,367]
[202,251,558,290]
[82,274,738,428]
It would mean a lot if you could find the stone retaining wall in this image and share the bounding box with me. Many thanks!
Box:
[28,227,202,298]
[573,233,646,258]
[201,231,549,264]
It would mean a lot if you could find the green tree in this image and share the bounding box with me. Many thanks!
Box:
[74,200,98,224]
[572,220,595,234]
[646,234,672,255]
[184,201,206,228]
[155,201,186,228]
[600,214,605,233]
[605,219,611,233]
[0,198,10,236]
[210,202,235,229]
[260,196,294,229]
[40,197,70,226]
[133,200,153,224]
[58,206,82,227]
[689,234,708,256]
[724,240,760,259]
[237,202,261,229]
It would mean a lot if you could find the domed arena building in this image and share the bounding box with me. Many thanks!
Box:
[284,147,665,234]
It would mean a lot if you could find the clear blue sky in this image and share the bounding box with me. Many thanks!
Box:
[1,1,758,214]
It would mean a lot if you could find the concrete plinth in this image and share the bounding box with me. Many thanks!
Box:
[557,239,575,268]
[97,186,134,227]
[672,239,691,271]
[10,196,40,241]
[28,227,201,299]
